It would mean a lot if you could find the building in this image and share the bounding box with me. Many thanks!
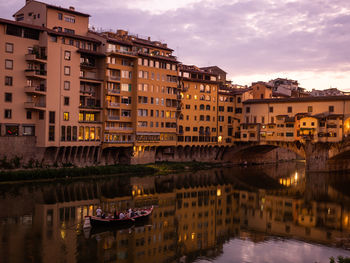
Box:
[241,96,350,143]
[310,88,350,97]
[178,65,220,146]
[1,0,104,166]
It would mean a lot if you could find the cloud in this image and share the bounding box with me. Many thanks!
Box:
[1,0,350,89]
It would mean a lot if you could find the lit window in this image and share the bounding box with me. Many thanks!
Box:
[78,127,84,140]
[64,50,71,60]
[63,112,69,121]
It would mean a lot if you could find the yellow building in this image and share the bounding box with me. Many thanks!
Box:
[178,65,219,146]
[242,97,350,143]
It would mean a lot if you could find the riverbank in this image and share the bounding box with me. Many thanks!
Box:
[0,161,224,184]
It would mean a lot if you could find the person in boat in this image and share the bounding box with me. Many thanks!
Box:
[119,212,125,219]
[96,207,102,217]
[113,210,119,219]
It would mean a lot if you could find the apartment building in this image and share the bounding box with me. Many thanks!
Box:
[1,1,104,166]
[241,96,350,143]
[178,65,219,146]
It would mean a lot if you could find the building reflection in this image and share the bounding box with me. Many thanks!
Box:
[2,167,350,262]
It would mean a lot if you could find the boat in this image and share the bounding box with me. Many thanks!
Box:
[84,206,153,228]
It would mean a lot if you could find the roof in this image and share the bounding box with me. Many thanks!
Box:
[200,66,227,74]
[0,17,45,31]
[0,18,100,44]
[132,38,173,51]
[47,29,101,43]
[13,0,90,17]
[180,64,218,76]
[243,95,350,104]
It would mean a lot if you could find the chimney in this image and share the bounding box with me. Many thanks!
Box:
[148,37,151,41]
[69,6,75,11]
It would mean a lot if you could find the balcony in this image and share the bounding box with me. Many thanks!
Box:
[107,101,120,108]
[107,89,121,95]
[24,85,46,95]
[107,115,120,121]
[105,127,133,131]
[80,62,96,69]
[25,69,47,79]
[24,101,46,110]
[106,48,137,57]
[25,53,47,63]
[108,75,121,82]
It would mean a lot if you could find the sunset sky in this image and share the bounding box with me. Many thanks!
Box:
[2,0,350,91]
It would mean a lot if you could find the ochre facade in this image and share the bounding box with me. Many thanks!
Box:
[2,1,350,166]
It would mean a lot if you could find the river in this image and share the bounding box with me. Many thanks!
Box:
[1,161,350,263]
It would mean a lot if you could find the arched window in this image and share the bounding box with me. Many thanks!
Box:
[200,95,205,101]
[205,85,210,93]
[206,105,210,111]
[200,104,205,110]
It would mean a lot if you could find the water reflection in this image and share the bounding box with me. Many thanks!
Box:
[1,162,350,263]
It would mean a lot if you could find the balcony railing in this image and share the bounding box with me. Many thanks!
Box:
[108,115,120,120]
[107,89,121,94]
[24,101,46,109]
[105,127,133,131]
[107,101,120,107]
[25,52,47,61]
[108,75,121,81]
[24,85,46,94]
[80,62,96,68]
[106,48,137,56]
[25,69,47,77]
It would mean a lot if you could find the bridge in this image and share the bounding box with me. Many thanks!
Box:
[146,137,350,172]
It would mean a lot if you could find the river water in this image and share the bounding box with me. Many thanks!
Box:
[1,162,350,263]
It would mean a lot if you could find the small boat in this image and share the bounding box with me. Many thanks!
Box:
[84,206,153,228]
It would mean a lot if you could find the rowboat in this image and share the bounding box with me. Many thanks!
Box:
[84,206,153,228]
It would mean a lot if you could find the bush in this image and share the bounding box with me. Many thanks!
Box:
[330,256,350,263]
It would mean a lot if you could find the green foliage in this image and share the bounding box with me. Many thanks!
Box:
[330,256,350,263]
[0,156,22,169]
[0,161,219,183]
[0,164,157,182]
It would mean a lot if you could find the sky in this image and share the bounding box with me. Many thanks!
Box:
[2,0,350,91]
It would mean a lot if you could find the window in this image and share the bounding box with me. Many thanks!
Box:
[288,106,292,113]
[5,92,12,102]
[269,106,274,113]
[6,125,18,136]
[5,59,13,69]
[64,66,70,75]
[64,81,70,90]
[246,107,250,113]
[65,28,75,35]
[64,15,75,23]
[26,111,32,119]
[64,97,70,105]
[58,13,63,20]
[308,106,313,113]
[23,126,34,136]
[49,126,55,141]
[329,106,334,112]
[39,111,44,120]
[64,50,71,60]
[49,111,55,124]
[51,36,57,42]
[4,109,11,119]
[5,76,12,86]
[61,126,66,141]
[5,43,13,53]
